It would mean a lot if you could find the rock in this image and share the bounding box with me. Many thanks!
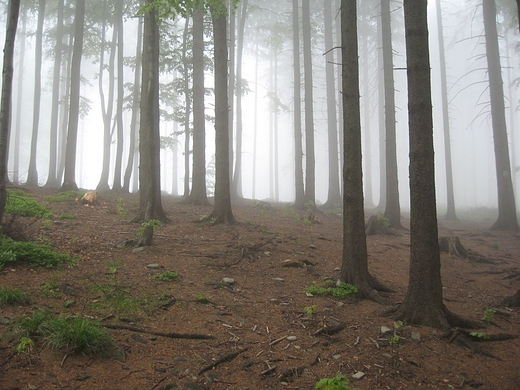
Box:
[75,374,92,381]
[221,277,235,285]
[352,371,365,380]
[333,354,342,360]
[411,331,421,341]
[381,326,392,335]
[132,247,145,253]
[281,260,305,268]
[146,263,163,269]
[287,336,297,341]
[28,385,38,390]
[131,333,148,344]
[272,277,285,282]
[309,244,317,249]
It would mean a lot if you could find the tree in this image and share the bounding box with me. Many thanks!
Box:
[26,0,47,187]
[482,0,519,231]
[302,0,316,207]
[323,0,341,208]
[393,0,475,328]
[339,0,386,302]
[291,0,305,209]
[45,0,65,188]
[208,4,235,224]
[381,0,402,228]
[0,0,21,225]
[112,0,125,191]
[185,4,209,205]
[61,0,86,191]
[435,0,457,221]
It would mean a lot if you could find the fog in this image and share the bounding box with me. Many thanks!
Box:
[0,0,518,214]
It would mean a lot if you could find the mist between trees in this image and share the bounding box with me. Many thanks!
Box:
[0,0,518,219]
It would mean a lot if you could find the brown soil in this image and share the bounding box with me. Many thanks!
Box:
[1,188,519,390]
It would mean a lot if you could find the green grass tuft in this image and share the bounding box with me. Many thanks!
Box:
[305,281,358,298]
[5,189,53,219]
[45,190,85,203]
[0,285,30,304]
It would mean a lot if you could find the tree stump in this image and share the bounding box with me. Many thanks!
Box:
[438,236,469,257]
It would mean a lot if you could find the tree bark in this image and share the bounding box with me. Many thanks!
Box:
[61,0,85,191]
[482,0,519,231]
[381,0,402,228]
[112,0,125,191]
[26,0,46,187]
[209,6,235,224]
[0,0,21,225]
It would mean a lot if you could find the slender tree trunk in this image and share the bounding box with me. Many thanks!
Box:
[61,0,85,191]
[0,0,21,225]
[252,40,259,199]
[209,6,235,224]
[112,0,124,191]
[231,0,247,199]
[376,13,386,210]
[96,1,116,192]
[483,0,519,231]
[302,0,316,207]
[381,0,401,228]
[323,0,341,209]
[45,0,64,188]
[26,0,46,187]
[435,0,457,220]
[11,5,26,185]
[228,4,235,189]
[185,5,209,205]
[181,16,191,198]
[57,29,73,184]
[292,0,305,208]
[123,14,143,193]
[340,0,385,302]
[362,23,374,208]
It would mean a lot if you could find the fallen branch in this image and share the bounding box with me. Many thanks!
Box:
[198,348,249,375]
[102,324,215,340]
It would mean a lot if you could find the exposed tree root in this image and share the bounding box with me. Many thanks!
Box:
[454,327,518,342]
[198,348,248,375]
[501,289,520,307]
[438,236,495,263]
[447,329,499,359]
[102,324,215,340]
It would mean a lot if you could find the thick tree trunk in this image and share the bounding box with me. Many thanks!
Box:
[482,0,519,231]
[209,6,235,224]
[61,0,85,191]
[0,0,21,225]
[26,0,46,187]
[292,0,305,209]
[381,0,401,228]
[181,16,191,198]
[112,0,124,192]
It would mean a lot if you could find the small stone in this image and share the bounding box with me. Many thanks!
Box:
[131,333,148,344]
[146,263,163,269]
[333,354,342,360]
[323,308,333,315]
[352,371,365,380]
[221,277,235,285]
[75,374,92,381]
[411,331,421,341]
[287,336,297,341]
[380,326,392,335]
[172,356,187,362]
[336,302,345,308]
[309,244,317,249]
[28,385,38,390]
[305,292,314,297]
[272,277,285,282]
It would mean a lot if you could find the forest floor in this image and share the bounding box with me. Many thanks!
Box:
[0,187,519,390]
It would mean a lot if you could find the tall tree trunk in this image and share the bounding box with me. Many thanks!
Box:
[185,5,208,205]
[435,0,457,221]
[209,6,235,224]
[57,29,73,184]
[323,0,341,208]
[340,0,385,302]
[26,0,46,187]
[0,0,21,225]
[181,15,191,198]
[252,40,259,199]
[381,0,402,228]
[483,0,519,231]
[112,0,124,191]
[292,0,305,208]
[231,0,248,199]
[11,5,27,185]
[228,3,235,190]
[137,0,160,246]
[394,0,474,329]
[61,0,85,191]
[361,20,374,208]
[376,13,386,210]
[302,0,316,207]
[123,13,143,193]
[96,1,116,192]
[45,0,64,188]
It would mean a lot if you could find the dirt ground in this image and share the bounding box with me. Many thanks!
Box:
[0,188,519,390]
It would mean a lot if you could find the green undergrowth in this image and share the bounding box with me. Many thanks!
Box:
[0,285,30,304]
[0,236,76,269]
[45,190,85,203]
[316,373,359,390]
[5,189,52,219]
[17,309,113,355]
[305,280,359,298]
